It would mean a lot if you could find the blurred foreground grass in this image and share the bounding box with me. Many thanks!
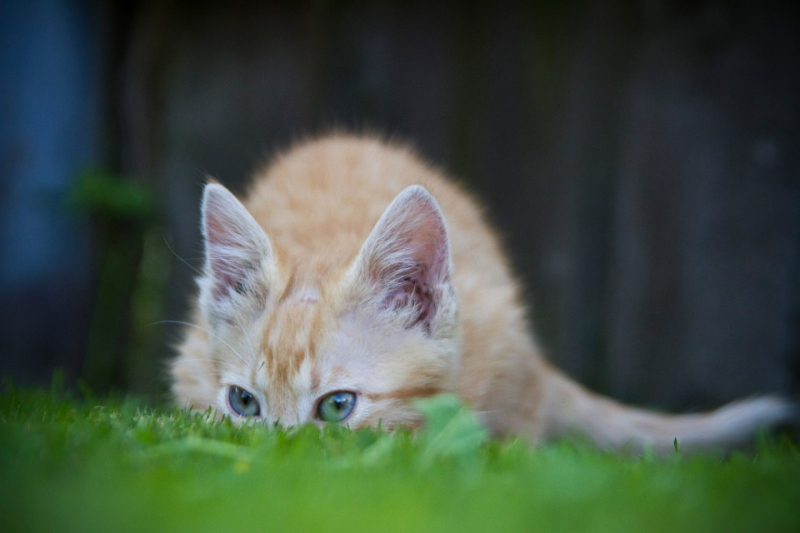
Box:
[1,384,799,533]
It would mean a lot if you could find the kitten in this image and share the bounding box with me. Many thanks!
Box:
[171,134,793,452]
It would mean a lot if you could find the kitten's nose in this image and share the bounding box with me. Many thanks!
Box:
[263,403,308,428]
[265,415,306,428]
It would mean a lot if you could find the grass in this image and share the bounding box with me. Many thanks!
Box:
[1,384,799,533]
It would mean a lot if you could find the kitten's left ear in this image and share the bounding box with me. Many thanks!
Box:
[199,183,274,319]
[352,185,454,334]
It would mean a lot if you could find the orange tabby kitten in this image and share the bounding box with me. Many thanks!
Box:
[172,134,792,452]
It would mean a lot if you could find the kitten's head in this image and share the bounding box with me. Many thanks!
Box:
[189,183,459,430]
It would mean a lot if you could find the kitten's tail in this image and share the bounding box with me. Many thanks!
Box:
[540,368,796,453]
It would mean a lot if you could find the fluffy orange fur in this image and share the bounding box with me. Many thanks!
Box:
[172,134,792,451]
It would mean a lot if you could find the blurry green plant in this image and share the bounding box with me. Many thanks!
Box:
[68,169,157,219]
[67,169,170,397]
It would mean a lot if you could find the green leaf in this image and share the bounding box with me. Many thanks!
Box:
[415,394,488,467]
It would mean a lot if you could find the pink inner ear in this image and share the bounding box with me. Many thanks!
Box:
[381,265,437,333]
[206,215,253,300]
[209,253,251,300]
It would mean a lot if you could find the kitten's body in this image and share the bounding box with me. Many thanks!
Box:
[172,134,791,452]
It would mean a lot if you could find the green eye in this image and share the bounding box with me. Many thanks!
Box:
[228,386,261,417]
[316,391,357,423]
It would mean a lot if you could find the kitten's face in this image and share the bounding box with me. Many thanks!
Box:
[194,184,459,430]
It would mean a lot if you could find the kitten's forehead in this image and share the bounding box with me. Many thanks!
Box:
[291,287,319,304]
[258,286,325,388]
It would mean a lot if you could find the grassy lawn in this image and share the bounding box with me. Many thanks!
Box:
[1,384,798,533]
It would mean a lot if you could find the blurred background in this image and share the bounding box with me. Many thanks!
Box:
[1,0,798,410]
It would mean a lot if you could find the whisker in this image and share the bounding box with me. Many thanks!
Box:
[162,235,204,276]
[149,320,249,365]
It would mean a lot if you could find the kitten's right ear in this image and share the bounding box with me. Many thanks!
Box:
[349,185,455,335]
[200,183,274,314]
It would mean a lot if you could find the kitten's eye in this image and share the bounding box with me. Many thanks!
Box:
[228,386,261,417]
[316,391,357,423]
